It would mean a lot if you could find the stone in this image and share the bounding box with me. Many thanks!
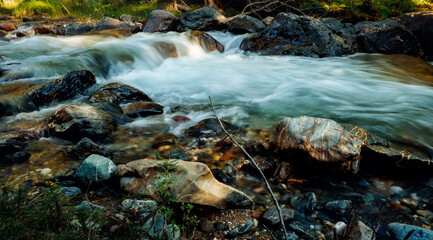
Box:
[200,219,215,232]
[262,206,295,225]
[185,118,238,138]
[0,30,7,37]
[324,200,352,217]
[58,186,82,197]
[333,221,347,235]
[262,16,274,26]
[143,10,178,33]
[388,222,433,240]
[33,24,62,35]
[241,13,355,57]
[152,133,176,148]
[89,83,152,105]
[28,70,96,107]
[389,186,404,196]
[122,102,163,119]
[227,15,266,34]
[121,199,157,213]
[64,22,95,35]
[189,31,224,53]
[76,154,116,184]
[143,214,180,240]
[0,22,17,32]
[75,201,104,211]
[97,17,130,30]
[273,116,363,172]
[116,159,253,209]
[153,42,179,58]
[178,6,227,31]
[119,14,132,23]
[290,192,317,213]
[399,11,433,60]
[40,105,117,143]
[354,19,423,58]
[66,137,111,159]
[0,131,37,165]
[347,221,373,240]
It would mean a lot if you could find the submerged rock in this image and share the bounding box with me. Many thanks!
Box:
[89,83,152,105]
[185,118,238,138]
[227,15,265,34]
[143,10,179,33]
[189,31,224,53]
[0,131,37,165]
[241,13,355,57]
[40,105,117,143]
[178,6,227,31]
[399,11,433,60]
[153,42,179,58]
[66,137,111,159]
[76,154,116,184]
[388,223,433,240]
[28,70,96,107]
[122,102,164,119]
[116,159,253,209]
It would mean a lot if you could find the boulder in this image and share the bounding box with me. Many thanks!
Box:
[241,12,355,57]
[75,201,104,211]
[185,118,238,138]
[64,22,95,35]
[76,154,116,184]
[96,17,130,30]
[354,19,423,57]
[178,6,227,31]
[40,105,117,142]
[57,186,82,197]
[0,22,17,32]
[399,11,433,60]
[116,159,253,209]
[143,10,178,33]
[189,31,224,53]
[227,15,265,34]
[122,102,164,119]
[28,70,96,107]
[388,223,433,240]
[89,83,152,105]
[153,42,179,58]
[66,137,111,159]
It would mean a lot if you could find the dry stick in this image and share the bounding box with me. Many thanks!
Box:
[209,96,289,240]
[55,0,71,16]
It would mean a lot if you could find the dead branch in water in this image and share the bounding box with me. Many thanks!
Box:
[242,0,305,18]
[209,96,289,240]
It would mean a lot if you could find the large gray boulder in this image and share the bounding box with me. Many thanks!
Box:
[241,13,355,57]
[178,7,227,31]
[399,11,433,60]
[227,14,265,34]
[76,154,116,184]
[115,159,253,209]
[388,222,433,240]
[143,10,178,33]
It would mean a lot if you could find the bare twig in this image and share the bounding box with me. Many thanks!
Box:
[242,0,305,17]
[209,96,288,240]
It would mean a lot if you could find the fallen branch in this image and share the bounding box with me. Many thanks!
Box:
[209,96,288,240]
[242,0,305,17]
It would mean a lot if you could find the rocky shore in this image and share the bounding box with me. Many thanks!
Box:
[1,7,433,240]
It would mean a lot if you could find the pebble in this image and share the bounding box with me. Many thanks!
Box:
[39,168,52,176]
[363,193,374,202]
[416,209,432,218]
[389,186,404,196]
[333,221,347,235]
[401,198,418,207]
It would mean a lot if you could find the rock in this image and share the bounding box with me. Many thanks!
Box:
[178,6,227,31]
[58,186,82,197]
[290,192,317,213]
[354,19,423,58]
[119,14,132,23]
[66,137,111,159]
[40,105,117,142]
[0,15,12,21]
[143,214,180,240]
[389,186,404,196]
[200,219,215,232]
[388,223,433,240]
[121,199,157,214]
[225,219,255,237]
[273,116,363,172]
[324,200,352,217]
[399,12,433,60]
[28,70,96,107]
[122,102,163,119]
[347,221,373,240]
[153,42,179,58]
[97,17,130,30]
[241,13,355,57]
[262,206,295,225]
[0,30,7,37]
[75,201,104,211]
[116,159,253,209]
[0,22,17,32]
[143,10,178,33]
[185,118,238,138]
[227,15,265,34]
[322,18,357,49]
[189,31,224,53]
[76,154,116,184]
[171,115,191,126]
[0,81,39,117]
[64,22,95,35]
[89,83,152,105]
[262,16,274,26]
[333,221,347,235]
[34,24,54,35]
[152,133,176,148]
[0,131,37,165]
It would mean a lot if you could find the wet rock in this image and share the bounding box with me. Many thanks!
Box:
[64,22,95,35]
[57,186,82,197]
[399,11,433,60]
[40,105,117,142]
[178,6,227,31]
[262,16,274,26]
[76,154,116,184]
[151,132,176,149]
[354,19,423,57]
[0,22,17,32]
[185,118,238,138]
[241,13,355,57]
[33,24,64,35]
[290,192,317,213]
[324,200,352,217]
[171,115,191,126]
[153,42,179,58]
[322,18,357,49]
[143,10,178,33]
[116,159,253,209]
[389,186,404,197]
[0,131,37,165]
[66,137,111,159]
[245,140,267,157]
[89,83,152,105]
[75,201,104,211]
[120,122,171,136]
[227,15,265,34]
[189,31,224,53]
[388,222,433,240]
[28,70,96,107]
[347,221,373,240]
[262,206,295,225]
[274,116,363,172]
[96,17,130,30]
[0,30,7,37]
[122,102,163,119]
